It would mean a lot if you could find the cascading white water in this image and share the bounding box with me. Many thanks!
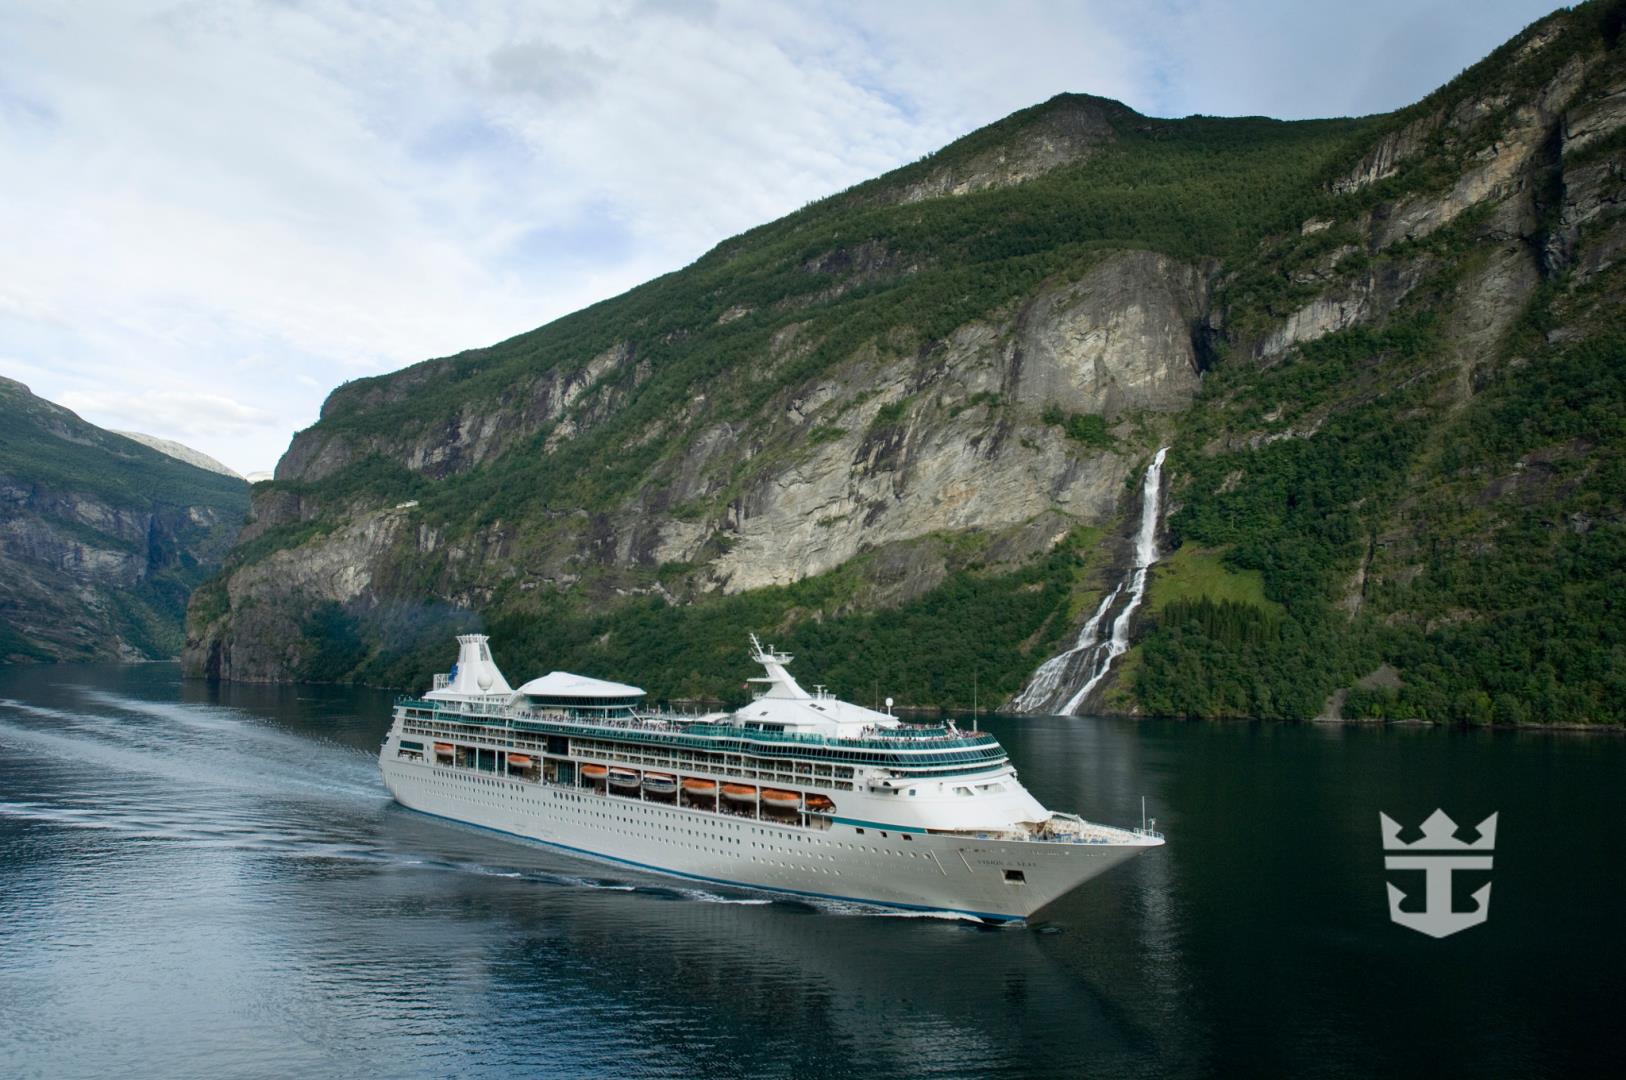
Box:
[1009,584,1122,713]
[1011,447,1169,715]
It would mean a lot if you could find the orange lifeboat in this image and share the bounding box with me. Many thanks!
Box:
[580,764,608,780]
[721,783,758,803]
[804,794,835,813]
[507,754,533,767]
[760,789,800,809]
[682,777,718,796]
[433,742,454,755]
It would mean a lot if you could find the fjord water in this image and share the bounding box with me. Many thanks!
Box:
[1,665,1621,1080]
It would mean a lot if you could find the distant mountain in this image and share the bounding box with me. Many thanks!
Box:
[188,2,1626,724]
[0,377,250,662]
[114,431,242,479]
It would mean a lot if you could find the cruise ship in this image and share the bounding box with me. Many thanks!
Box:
[379,634,1163,922]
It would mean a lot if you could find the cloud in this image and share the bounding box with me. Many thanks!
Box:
[486,40,608,103]
[0,0,1568,476]
[58,388,280,441]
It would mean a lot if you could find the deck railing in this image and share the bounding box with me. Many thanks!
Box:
[396,697,1002,755]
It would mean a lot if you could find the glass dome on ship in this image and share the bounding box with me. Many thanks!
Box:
[379,633,1162,922]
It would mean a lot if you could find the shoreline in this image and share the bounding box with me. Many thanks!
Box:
[13,660,1620,732]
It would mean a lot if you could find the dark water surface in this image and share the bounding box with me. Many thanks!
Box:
[1,664,1621,1079]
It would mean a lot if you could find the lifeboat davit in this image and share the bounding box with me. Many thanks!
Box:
[804,794,835,813]
[642,772,677,794]
[760,789,800,809]
[682,777,718,796]
[721,783,758,803]
[609,768,641,789]
[580,764,608,780]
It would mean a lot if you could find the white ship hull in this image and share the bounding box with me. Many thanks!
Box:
[381,754,1147,921]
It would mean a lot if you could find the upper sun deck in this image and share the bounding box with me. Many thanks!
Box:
[404,632,1004,772]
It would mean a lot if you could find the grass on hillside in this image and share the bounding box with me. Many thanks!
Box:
[1147,546,1277,614]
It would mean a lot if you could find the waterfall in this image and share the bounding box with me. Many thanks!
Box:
[1009,584,1122,713]
[1011,447,1169,716]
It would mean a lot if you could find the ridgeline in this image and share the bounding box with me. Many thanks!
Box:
[189,2,1626,724]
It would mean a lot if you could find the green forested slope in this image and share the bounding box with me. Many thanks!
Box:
[192,2,1626,722]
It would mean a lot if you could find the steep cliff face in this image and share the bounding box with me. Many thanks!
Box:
[190,2,1626,722]
[0,378,249,662]
[1132,2,1626,724]
[189,240,1210,682]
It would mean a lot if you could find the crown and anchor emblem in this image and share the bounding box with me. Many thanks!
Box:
[1380,809,1497,939]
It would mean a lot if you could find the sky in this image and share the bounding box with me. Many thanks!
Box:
[0,0,1568,477]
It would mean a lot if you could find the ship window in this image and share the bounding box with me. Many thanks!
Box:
[855,828,865,835]
[1003,869,1026,885]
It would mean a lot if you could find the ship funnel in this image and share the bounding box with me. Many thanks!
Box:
[430,633,514,699]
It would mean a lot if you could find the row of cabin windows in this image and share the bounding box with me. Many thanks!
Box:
[405,722,859,782]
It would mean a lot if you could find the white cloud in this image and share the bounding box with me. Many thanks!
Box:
[0,0,1567,475]
[59,387,279,440]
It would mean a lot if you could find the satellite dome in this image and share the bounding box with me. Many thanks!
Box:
[477,669,493,691]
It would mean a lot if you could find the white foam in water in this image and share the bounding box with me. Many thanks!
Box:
[72,690,380,796]
[871,909,991,923]
[670,888,773,905]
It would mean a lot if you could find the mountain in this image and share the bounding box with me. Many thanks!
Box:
[187,2,1626,724]
[114,431,242,479]
[0,377,250,662]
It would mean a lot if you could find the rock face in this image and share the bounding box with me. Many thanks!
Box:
[1012,252,1209,411]
[706,253,1204,593]
[0,378,249,662]
[192,506,411,681]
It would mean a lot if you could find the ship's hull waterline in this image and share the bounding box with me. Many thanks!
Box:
[380,757,1146,921]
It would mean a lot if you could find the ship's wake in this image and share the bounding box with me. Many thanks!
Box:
[0,692,853,917]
